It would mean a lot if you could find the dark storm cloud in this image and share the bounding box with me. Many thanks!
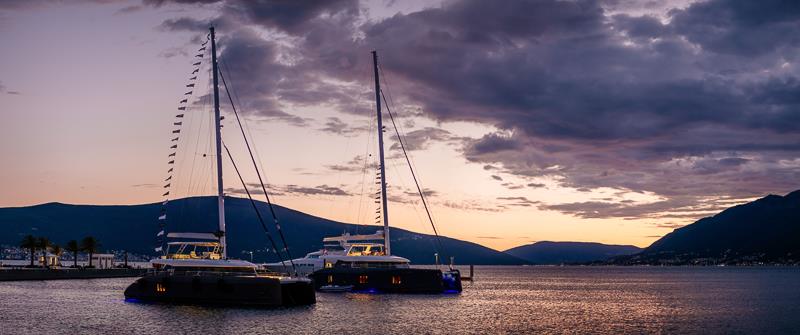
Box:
[115,5,143,15]
[228,183,349,197]
[220,0,358,34]
[280,184,350,196]
[359,0,800,219]
[465,133,522,155]
[148,0,800,220]
[403,188,438,198]
[610,14,666,40]
[501,182,525,190]
[225,182,284,197]
[153,0,365,125]
[440,199,502,212]
[324,155,369,173]
[496,196,540,208]
[539,195,752,220]
[319,117,369,136]
[0,1,43,10]
[1,0,150,12]
[654,222,686,229]
[143,0,221,7]
[670,0,800,56]
[159,17,214,31]
[389,127,466,151]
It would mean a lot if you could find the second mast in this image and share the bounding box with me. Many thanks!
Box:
[372,50,391,256]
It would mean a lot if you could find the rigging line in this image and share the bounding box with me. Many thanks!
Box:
[161,38,210,252]
[218,59,275,203]
[380,88,446,260]
[183,95,204,198]
[325,118,353,218]
[385,154,433,248]
[178,54,209,225]
[222,141,289,272]
[181,56,210,198]
[354,114,374,230]
[377,63,441,256]
[218,59,266,182]
[378,63,421,182]
[218,67,298,275]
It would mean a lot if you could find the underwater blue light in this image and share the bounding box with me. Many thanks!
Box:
[352,288,381,294]
[443,290,460,294]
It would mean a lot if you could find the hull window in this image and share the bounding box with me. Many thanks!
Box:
[327,275,333,284]
[391,276,401,285]
[156,283,167,293]
[358,275,368,284]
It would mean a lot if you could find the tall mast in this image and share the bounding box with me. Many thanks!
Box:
[372,51,391,255]
[210,27,227,259]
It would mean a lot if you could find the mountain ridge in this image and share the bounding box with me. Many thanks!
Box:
[611,190,800,265]
[505,241,641,264]
[0,196,526,265]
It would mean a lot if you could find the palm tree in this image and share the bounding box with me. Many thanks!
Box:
[20,235,37,267]
[37,237,50,268]
[66,240,80,268]
[50,244,63,267]
[81,236,100,268]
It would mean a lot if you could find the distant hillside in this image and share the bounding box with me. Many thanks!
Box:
[614,190,800,265]
[505,241,641,264]
[0,196,525,265]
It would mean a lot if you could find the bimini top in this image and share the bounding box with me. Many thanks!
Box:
[160,232,224,261]
[166,241,219,247]
[166,232,219,240]
[322,231,385,244]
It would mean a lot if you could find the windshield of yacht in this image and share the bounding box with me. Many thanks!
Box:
[165,242,222,260]
[347,244,385,256]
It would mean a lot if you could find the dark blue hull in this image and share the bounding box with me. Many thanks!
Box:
[310,267,462,294]
[124,272,316,307]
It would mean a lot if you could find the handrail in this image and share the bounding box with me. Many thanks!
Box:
[143,268,290,278]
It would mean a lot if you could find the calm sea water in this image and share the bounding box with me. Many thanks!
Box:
[1,266,799,334]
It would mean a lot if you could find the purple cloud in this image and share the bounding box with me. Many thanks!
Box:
[146,0,800,220]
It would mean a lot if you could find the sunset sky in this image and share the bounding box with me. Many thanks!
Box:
[1,0,799,251]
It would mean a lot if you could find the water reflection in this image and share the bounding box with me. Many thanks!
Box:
[1,266,799,334]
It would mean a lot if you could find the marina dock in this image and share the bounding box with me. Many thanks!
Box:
[0,268,147,281]
[462,265,474,281]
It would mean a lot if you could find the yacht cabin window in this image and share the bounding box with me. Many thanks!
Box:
[347,244,385,256]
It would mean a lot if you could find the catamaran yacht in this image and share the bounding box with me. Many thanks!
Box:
[264,230,411,276]
[125,233,314,306]
[124,27,315,307]
[272,51,462,294]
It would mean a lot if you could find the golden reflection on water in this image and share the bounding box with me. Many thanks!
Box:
[1,266,798,334]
